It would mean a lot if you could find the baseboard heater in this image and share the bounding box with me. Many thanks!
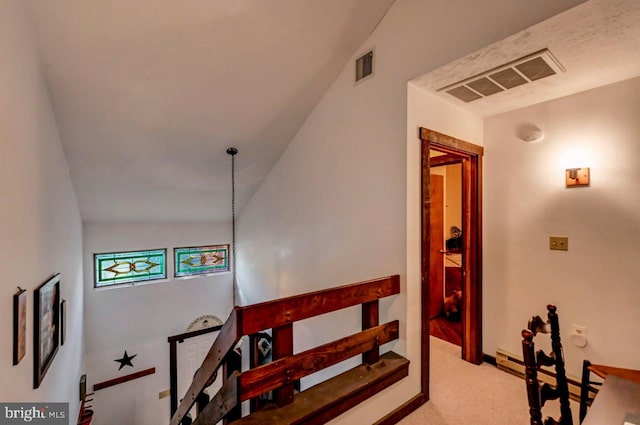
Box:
[491,349,598,402]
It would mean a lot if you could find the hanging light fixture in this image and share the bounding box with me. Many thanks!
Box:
[227,147,238,306]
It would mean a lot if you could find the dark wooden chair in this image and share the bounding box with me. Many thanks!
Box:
[579,360,640,423]
[521,305,573,425]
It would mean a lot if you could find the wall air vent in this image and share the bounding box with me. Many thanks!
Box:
[355,49,374,84]
[439,49,565,103]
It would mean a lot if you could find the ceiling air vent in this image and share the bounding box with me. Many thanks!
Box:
[439,49,565,103]
[355,49,374,84]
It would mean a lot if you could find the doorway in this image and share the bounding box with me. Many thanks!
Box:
[428,159,463,347]
[420,127,483,364]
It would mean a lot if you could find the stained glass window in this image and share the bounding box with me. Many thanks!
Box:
[174,245,229,278]
[94,249,167,288]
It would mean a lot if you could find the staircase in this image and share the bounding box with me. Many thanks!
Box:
[169,275,408,425]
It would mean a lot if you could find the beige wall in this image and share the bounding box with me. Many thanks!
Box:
[82,222,233,425]
[237,0,585,420]
[0,0,84,415]
[483,76,640,377]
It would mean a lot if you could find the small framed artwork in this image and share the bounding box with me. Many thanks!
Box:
[13,287,27,365]
[60,299,67,346]
[34,274,60,389]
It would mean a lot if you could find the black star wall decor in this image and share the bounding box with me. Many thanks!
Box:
[114,351,137,370]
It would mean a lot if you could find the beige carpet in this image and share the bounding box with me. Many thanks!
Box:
[398,337,579,425]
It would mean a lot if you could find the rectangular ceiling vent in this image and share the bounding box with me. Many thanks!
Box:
[439,49,565,103]
[355,49,374,84]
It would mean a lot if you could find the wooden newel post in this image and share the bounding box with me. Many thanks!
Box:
[272,322,294,406]
[362,300,380,364]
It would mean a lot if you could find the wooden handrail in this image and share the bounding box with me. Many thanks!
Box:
[168,324,223,344]
[238,275,400,335]
[239,321,399,401]
[93,367,155,391]
[168,324,224,416]
[588,364,640,384]
[170,274,401,425]
[192,371,240,425]
[170,309,241,425]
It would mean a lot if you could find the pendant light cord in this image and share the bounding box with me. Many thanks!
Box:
[227,147,238,307]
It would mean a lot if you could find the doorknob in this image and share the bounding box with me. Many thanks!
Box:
[439,250,446,254]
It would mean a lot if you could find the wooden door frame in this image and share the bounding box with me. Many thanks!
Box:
[373,127,483,425]
[420,127,483,367]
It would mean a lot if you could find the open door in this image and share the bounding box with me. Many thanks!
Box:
[428,174,444,319]
[421,127,483,365]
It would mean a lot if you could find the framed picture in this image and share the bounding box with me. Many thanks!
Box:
[13,288,27,365]
[34,274,60,389]
[60,299,67,346]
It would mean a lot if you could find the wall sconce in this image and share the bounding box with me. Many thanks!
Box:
[565,167,590,187]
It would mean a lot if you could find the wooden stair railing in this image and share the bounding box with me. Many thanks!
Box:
[168,324,225,418]
[170,274,403,425]
[170,309,242,425]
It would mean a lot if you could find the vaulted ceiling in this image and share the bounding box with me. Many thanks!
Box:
[24,0,639,224]
[24,0,395,222]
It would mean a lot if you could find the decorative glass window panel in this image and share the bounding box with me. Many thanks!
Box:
[94,249,167,288]
[174,245,230,278]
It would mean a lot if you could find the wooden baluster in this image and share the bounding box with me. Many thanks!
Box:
[249,334,260,413]
[547,305,573,425]
[222,350,242,424]
[272,323,294,406]
[362,299,380,364]
[522,329,544,425]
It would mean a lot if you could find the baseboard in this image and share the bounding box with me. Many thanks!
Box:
[487,350,597,401]
[374,393,426,425]
[483,353,497,366]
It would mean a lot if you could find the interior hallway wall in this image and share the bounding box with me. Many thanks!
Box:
[237,0,585,423]
[483,76,640,377]
[0,0,84,417]
[83,222,233,425]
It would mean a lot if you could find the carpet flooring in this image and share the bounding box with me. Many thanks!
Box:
[397,337,579,425]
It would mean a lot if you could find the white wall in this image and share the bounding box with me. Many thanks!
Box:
[83,222,233,425]
[406,83,483,379]
[237,0,584,422]
[0,0,84,418]
[483,76,640,377]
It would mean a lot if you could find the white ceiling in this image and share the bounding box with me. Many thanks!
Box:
[411,0,640,117]
[24,0,395,222]
[24,0,640,223]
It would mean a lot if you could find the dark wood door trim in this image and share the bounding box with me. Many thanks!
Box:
[374,127,483,425]
[420,127,483,366]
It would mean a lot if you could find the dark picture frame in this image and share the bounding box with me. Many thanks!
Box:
[13,288,27,365]
[60,299,67,346]
[34,274,60,388]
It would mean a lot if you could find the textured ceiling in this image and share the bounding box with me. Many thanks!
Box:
[24,0,395,222]
[411,0,640,117]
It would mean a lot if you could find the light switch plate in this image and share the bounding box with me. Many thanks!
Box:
[549,236,568,251]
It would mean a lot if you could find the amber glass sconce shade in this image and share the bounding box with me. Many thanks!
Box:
[565,167,590,187]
